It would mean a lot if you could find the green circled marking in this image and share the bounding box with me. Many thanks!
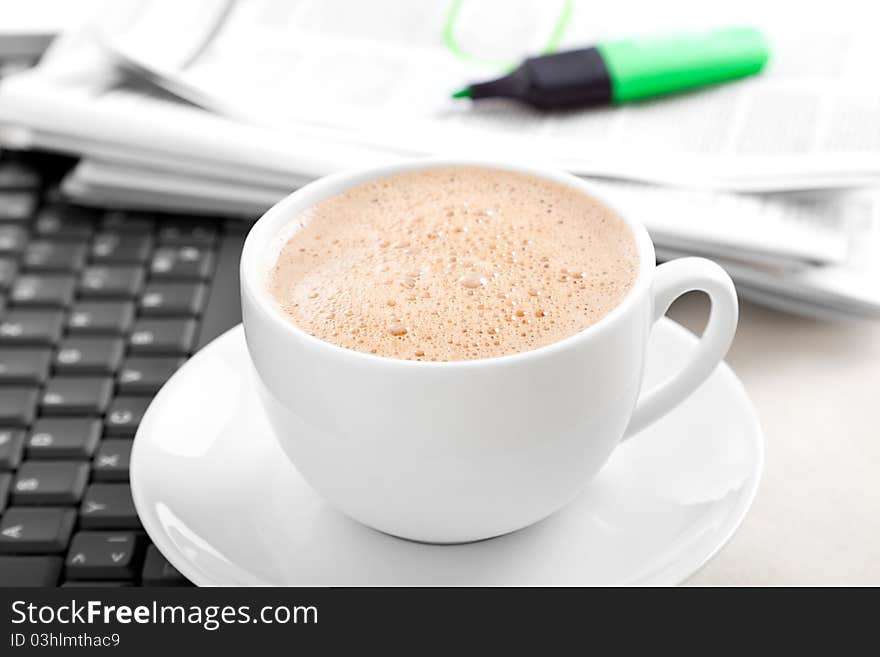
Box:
[542,0,574,55]
[443,0,574,70]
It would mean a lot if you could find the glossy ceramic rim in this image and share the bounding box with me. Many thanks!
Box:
[240,157,658,369]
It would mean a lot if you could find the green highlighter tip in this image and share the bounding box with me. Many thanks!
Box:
[452,87,472,99]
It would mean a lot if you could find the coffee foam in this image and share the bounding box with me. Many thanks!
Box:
[267,166,639,361]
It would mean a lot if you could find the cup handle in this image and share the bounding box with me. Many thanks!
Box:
[622,257,738,440]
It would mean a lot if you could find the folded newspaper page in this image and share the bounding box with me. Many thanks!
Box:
[104,0,880,191]
[657,190,880,319]
[1,0,878,317]
[0,16,855,267]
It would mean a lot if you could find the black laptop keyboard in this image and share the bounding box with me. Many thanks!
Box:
[0,152,248,586]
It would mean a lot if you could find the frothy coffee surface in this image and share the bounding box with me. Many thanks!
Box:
[267,167,638,361]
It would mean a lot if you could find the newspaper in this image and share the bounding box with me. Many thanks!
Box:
[104,0,880,191]
[0,0,878,318]
[0,25,857,265]
[656,191,880,319]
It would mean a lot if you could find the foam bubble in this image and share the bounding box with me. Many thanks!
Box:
[267,167,638,361]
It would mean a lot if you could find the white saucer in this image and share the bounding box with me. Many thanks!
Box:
[130,321,762,586]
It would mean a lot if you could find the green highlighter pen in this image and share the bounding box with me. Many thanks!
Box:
[453,27,769,109]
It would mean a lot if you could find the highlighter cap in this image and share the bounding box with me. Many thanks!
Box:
[596,26,770,102]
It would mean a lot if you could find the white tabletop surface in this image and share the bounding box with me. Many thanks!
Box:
[666,294,880,585]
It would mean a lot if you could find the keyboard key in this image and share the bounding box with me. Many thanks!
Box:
[0,508,76,553]
[0,429,25,469]
[0,225,28,254]
[53,337,124,375]
[158,219,218,246]
[67,301,135,335]
[41,186,65,205]
[65,531,143,580]
[0,310,65,345]
[101,210,155,233]
[79,265,145,298]
[91,231,153,263]
[10,274,76,307]
[128,319,197,355]
[0,191,36,222]
[0,556,62,586]
[12,461,89,505]
[0,472,9,511]
[80,483,139,528]
[23,240,88,272]
[117,357,183,394]
[0,347,52,384]
[0,161,40,190]
[27,418,101,459]
[0,387,39,425]
[41,377,113,415]
[92,440,132,482]
[139,282,207,316]
[150,245,215,280]
[35,205,96,240]
[105,397,151,437]
[0,257,18,289]
[142,545,190,586]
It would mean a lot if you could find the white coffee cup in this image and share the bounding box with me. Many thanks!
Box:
[240,158,738,544]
